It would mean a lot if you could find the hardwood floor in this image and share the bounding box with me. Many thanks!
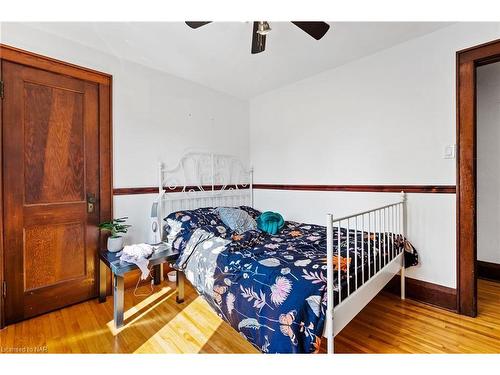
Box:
[0,279,499,354]
[335,279,500,353]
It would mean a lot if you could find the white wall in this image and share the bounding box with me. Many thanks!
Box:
[256,190,456,287]
[250,23,500,288]
[477,62,500,265]
[0,23,250,244]
[3,22,500,288]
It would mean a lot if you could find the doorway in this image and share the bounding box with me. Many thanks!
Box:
[457,39,500,317]
[0,45,112,326]
[477,61,500,298]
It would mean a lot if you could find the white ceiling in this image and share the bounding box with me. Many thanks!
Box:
[27,22,452,99]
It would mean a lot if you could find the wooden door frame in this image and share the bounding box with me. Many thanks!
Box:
[457,38,500,317]
[0,44,113,328]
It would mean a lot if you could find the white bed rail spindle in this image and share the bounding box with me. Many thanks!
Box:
[250,167,254,207]
[400,191,407,300]
[326,213,334,354]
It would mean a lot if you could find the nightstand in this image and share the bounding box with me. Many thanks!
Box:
[98,244,184,329]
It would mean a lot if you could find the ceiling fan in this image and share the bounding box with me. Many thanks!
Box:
[185,21,330,54]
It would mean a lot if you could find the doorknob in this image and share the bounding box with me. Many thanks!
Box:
[87,193,96,213]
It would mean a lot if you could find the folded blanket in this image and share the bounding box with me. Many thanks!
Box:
[256,211,285,235]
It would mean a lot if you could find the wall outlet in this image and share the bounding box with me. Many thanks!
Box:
[443,144,456,159]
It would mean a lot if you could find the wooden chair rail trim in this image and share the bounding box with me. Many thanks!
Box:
[113,184,250,195]
[113,184,456,195]
[252,184,456,194]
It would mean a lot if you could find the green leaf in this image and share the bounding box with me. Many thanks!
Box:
[98,217,131,235]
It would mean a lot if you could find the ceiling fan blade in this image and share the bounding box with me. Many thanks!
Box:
[291,21,330,40]
[185,21,212,29]
[251,21,266,54]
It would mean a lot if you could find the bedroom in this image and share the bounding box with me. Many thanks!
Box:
[1,0,500,372]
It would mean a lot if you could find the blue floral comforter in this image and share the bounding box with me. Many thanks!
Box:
[168,207,408,354]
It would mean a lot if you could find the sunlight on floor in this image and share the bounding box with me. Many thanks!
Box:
[106,286,176,336]
[133,296,223,353]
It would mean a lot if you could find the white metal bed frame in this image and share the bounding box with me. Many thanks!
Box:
[156,152,406,354]
[156,152,253,224]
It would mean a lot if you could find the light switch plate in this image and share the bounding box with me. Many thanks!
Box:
[443,144,456,159]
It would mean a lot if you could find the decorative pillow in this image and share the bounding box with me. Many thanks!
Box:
[217,207,257,234]
[163,207,226,244]
[238,205,262,219]
[256,211,285,235]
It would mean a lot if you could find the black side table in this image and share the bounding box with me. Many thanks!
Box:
[98,244,184,329]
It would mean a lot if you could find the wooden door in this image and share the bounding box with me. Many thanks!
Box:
[2,60,101,323]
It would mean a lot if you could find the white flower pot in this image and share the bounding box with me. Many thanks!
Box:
[107,236,124,252]
[167,270,177,282]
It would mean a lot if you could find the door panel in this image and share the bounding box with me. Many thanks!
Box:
[3,60,100,323]
[24,222,86,291]
[24,82,85,204]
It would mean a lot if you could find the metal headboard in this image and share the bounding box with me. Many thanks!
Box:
[155,152,253,240]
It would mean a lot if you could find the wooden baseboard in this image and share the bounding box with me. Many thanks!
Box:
[384,275,457,312]
[478,260,500,282]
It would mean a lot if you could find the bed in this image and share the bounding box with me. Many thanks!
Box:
[155,153,411,354]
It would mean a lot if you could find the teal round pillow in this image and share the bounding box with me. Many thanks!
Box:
[257,211,285,235]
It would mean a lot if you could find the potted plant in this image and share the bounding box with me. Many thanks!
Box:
[99,217,131,252]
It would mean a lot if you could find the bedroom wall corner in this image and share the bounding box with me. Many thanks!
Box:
[249,22,500,292]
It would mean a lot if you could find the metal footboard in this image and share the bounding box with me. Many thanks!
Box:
[325,192,407,354]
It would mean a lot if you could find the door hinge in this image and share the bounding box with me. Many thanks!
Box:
[0,80,4,99]
[2,281,6,299]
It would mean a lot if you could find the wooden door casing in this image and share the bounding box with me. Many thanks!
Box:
[0,57,4,328]
[0,45,112,326]
[457,39,500,317]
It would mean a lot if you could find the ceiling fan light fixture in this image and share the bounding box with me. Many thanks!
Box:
[186,21,330,54]
[256,21,271,36]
